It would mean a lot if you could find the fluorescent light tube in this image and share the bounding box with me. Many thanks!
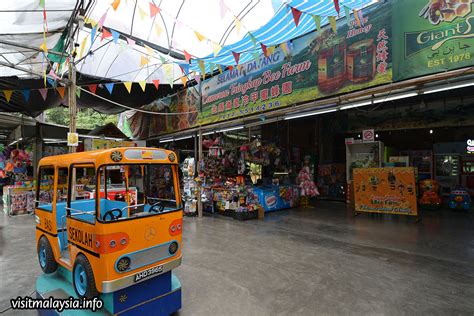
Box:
[8,138,22,146]
[174,135,193,141]
[284,108,337,120]
[374,92,418,103]
[218,126,244,133]
[340,100,372,110]
[423,81,474,94]
[159,138,174,143]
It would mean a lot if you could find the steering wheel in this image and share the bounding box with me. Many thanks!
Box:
[103,208,123,221]
[149,201,165,213]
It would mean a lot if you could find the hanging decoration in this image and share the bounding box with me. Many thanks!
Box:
[232,51,240,65]
[88,84,97,94]
[3,90,13,103]
[211,42,222,57]
[328,16,337,33]
[38,88,48,101]
[290,7,302,27]
[152,79,160,90]
[138,81,147,92]
[333,0,340,15]
[111,0,120,11]
[124,81,133,93]
[105,83,115,94]
[56,87,65,99]
[149,2,161,17]
[183,50,192,63]
[21,90,30,102]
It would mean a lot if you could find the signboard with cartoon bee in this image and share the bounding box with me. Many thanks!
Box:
[353,167,418,216]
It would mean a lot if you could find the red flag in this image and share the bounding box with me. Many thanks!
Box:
[228,65,233,71]
[334,0,340,15]
[232,51,240,65]
[101,28,112,41]
[260,43,268,57]
[88,84,97,94]
[183,50,192,63]
[152,79,160,90]
[291,7,302,27]
[149,2,161,17]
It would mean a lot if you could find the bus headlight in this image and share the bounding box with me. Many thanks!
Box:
[168,242,179,255]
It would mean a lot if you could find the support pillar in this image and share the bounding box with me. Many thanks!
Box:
[197,128,203,217]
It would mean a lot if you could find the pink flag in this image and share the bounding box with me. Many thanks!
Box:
[38,88,48,101]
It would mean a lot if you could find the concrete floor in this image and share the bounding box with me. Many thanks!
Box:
[1,201,473,315]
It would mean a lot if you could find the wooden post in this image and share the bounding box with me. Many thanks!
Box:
[68,60,77,153]
[197,128,203,217]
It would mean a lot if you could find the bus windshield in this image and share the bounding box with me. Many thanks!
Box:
[98,164,179,221]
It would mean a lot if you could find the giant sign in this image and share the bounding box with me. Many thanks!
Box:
[393,0,474,81]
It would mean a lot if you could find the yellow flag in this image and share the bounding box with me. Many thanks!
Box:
[123,82,132,93]
[111,0,120,10]
[79,36,88,59]
[211,42,222,57]
[138,80,147,92]
[180,76,188,86]
[197,60,206,77]
[140,55,149,67]
[138,5,147,20]
[154,23,163,36]
[39,41,48,53]
[267,45,275,55]
[144,45,153,56]
[328,16,337,33]
[217,64,223,74]
[233,16,241,34]
[281,42,289,56]
[194,31,206,42]
[3,90,13,103]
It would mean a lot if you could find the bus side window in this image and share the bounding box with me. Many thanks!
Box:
[68,166,96,224]
[57,168,68,203]
[36,167,54,212]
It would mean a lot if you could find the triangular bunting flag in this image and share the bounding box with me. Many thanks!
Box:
[179,63,190,75]
[333,0,340,15]
[140,55,149,67]
[98,12,108,29]
[123,82,132,93]
[249,33,257,47]
[281,42,290,56]
[194,74,201,84]
[260,43,268,57]
[211,42,222,57]
[217,64,223,74]
[46,78,55,87]
[209,62,216,74]
[111,30,120,43]
[105,83,114,94]
[138,81,147,92]
[198,60,206,79]
[180,76,188,86]
[22,90,30,102]
[138,5,147,20]
[251,51,260,62]
[144,45,153,56]
[39,41,48,53]
[353,9,361,27]
[76,87,81,98]
[344,6,351,26]
[154,23,163,36]
[267,46,275,55]
[291,7,302,27]
[233,16,241,34]
[39,88,48,101]
[232,51,240,65]
[159,55,166,64]
[313,15,321,34]
[149,2,161,17]
[194,31,206,42]
[3,90,13,103]
[111,0,120,11]
[328,16,337,33]
[56,87,65,99]
[358,10,365,26]
[152,79,160,90]
[39,0,45,8]
[79,36,88,58]
[88,84,97,94]
[184,50,192,63]
[228,66,233,71]
[219,0,229,18]
[127,37,135,46]
[90,26,97,48]
[101,28,112,41]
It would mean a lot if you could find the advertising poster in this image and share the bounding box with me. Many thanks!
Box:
[353,167,418,216]
[393,0,474,81]
[199,2,392,126]
[129,87,200,138]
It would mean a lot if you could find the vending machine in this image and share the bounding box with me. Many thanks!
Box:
[461,155,474,197]
[433,143,463,198]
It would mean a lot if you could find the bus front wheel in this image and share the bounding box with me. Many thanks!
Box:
[37,236,58,274]
[73,254,99,298]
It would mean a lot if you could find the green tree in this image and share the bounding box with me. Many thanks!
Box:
[45,107,118,130]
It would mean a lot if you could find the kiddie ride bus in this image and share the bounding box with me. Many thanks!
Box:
[35,148,183,315]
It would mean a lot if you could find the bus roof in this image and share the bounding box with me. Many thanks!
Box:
[38,147,178,168]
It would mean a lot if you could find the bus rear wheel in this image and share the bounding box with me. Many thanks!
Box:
[73,254,99,298]
[37,236,58,274]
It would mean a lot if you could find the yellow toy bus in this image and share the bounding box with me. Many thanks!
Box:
[35,147,182,298]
